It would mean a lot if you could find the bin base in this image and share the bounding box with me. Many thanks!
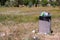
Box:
[39,20,51,34]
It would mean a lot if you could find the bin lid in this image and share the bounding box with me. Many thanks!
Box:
[40,11,50,16]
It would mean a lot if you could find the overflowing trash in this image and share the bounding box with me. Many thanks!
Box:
[40,11,50,16]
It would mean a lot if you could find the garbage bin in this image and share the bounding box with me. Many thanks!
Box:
[39,11,51,34]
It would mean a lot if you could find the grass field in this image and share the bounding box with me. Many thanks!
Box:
[0,7,60,40]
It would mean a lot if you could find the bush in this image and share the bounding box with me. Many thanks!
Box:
[23,0,29,6]
[5,1,10,7]
[50,1,57,7]
[0,0,6,6]
[5,0,19,7]
[28,1,33,7]
[41,0,48,7]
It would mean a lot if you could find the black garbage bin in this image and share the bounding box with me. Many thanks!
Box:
[39,14,51,34]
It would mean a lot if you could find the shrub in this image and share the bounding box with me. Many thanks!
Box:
[5,0,19,7]
[41,0,48,7]
[23,0,29,6]
[5,1,10,7]
[50,1,57,7]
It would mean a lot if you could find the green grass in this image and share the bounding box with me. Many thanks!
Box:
[0,13,60,23]
[52,13,60,18]
[0,14,39,23]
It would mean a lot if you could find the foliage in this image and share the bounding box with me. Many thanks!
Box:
[56,0,60,6]
[50,1,57,7]
[23,0,29,6]
[0,0,6,6]
[0,0,60,7]
[41,0,48,6]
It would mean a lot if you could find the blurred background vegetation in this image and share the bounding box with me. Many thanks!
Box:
[0,0,60,7]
